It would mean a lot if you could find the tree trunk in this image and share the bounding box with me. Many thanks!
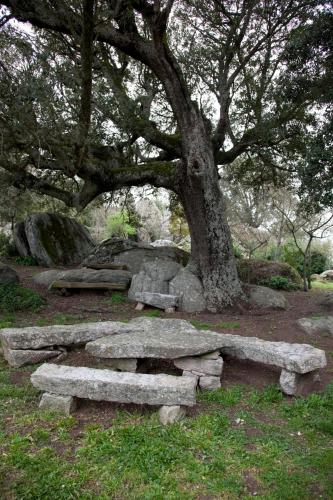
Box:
[177,114,244,311]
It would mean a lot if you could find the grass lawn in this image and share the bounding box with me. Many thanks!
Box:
[1,357,332,499]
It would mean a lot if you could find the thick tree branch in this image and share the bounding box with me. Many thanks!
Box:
[75,0,95,169]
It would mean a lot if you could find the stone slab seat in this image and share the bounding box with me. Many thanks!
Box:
[85,326,326,374]
[0,321,136,350]
[31,363,197,406]
[211,332,327,374]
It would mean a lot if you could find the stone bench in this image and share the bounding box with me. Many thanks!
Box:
[0,321,134,367]
[31,363,197,423]
[212,332,327,395]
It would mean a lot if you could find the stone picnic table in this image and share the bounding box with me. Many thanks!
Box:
[1,317,327,396]
[85,317,327,395]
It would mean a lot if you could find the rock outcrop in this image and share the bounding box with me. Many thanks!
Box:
[0,263,20,285]
[297,316,333,336]
[247,285,288,310]
[14,213,95,267]
[82,237,189,273]
[128,258,206,313]
[169,269,206,312]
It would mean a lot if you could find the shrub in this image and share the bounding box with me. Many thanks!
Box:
[236,258,302,286]
[0,232,17,258]
[258,275,298,291]
[282,244,328,277]
[0,284,45,312]
[106,211,137,239]
[15,256,38,266]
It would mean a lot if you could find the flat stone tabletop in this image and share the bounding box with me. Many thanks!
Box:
[86,326,225,359]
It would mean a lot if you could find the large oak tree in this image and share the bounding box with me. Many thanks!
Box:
[0,0,329,310]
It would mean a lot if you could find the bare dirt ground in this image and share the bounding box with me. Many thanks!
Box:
[7,263,332,402]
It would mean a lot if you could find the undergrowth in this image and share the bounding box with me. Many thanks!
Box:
[0,284,45,312]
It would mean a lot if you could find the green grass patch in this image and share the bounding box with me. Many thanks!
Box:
[14,256,38,266]
[105,292,127,305]
[0,284,45,312]
[312,280,333,290]
[0,313,15,328]
[1,356,333,499]
[141,309,162,318]
[215,321,240,329]
[36,313,96,327]
[191,319,240,330]
[190,319,212,330]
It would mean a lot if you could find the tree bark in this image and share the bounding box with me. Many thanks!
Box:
[176,113,244,311]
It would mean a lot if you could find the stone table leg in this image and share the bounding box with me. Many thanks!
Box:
[39,393,76,415]
[279,369,299,395]
[158,405,185,425]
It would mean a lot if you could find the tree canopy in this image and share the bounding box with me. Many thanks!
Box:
[0,0,332,309]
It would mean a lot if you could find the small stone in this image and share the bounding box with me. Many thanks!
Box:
[0,263,20,285]
[134,292,179,310]
[279,369,299,395]
[174,357,223,376]
[165,307,175,313]
[158,405,185,425]
[104,358,138,372]
[200,350,221,360]
[248,285,287,310]
[39,393,76,415]
[135,302,145,311]
[199,376,221,391]
[3,346,61,368]
[297,317,333,336]
[182,371,199,383]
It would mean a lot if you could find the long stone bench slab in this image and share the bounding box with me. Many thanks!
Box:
[31,363,197,406]
[0,321,134,350]
[213,332,327,374]
[86,328,326,374]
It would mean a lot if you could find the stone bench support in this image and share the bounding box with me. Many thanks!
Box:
[39,393,76,415]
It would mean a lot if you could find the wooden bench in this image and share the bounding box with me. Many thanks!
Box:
[85,263,128,271]
[50,280,128,294]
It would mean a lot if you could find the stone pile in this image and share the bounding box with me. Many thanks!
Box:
[129,259,206,312]
[82,237,189,273]
[176,350,223,390]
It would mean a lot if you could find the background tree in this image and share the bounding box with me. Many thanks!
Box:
[273,200,333,291]
[0,1,331,309]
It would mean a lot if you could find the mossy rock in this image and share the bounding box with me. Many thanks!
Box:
[236,259,302,287]
[18,213,95,267]
[82,237,189,274]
